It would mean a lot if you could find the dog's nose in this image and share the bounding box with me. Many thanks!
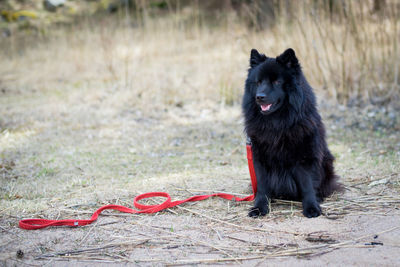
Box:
[256,94,266,101]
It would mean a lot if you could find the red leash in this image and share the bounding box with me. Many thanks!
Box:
[19,143,257,230]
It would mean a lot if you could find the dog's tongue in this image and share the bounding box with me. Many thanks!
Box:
[261,104,272,111]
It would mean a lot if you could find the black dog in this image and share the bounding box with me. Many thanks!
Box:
[242,48,342,218]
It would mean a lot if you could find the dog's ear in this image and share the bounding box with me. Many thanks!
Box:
[276,48,299,69]
[250,49,267,68]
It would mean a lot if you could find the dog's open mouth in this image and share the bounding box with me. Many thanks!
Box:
[260,104,272,111]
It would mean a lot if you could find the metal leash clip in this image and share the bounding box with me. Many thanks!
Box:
[246,136,252,146]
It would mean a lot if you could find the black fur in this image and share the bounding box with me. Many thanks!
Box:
[243,48,342,218]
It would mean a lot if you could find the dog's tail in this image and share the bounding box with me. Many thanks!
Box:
[319,151,344,199]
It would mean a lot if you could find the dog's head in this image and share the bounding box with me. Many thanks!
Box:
[247,48,303,115]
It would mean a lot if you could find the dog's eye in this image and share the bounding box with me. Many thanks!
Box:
[273,80,281,85]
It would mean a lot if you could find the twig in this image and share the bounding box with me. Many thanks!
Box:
[225,235,283,249]
[175,205,302,236]
[35,238,151,259]
[47,256,117,263]
[212,228,223,240]
[174,187,249,197]
[167,255,266,266]
[59,208,139,217]
[78,220,98,245]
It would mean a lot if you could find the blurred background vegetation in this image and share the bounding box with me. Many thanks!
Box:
[1,0,399,107]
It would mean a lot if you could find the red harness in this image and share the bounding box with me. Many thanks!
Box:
[19,143,257,230]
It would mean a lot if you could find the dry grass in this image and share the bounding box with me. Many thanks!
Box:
[1,1,399,106]
[0,3,400,265]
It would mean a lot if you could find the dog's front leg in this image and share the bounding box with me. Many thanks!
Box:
[292,165,321,218]
[248,158,270,217]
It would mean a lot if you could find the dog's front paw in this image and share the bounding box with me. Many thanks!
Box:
[302,201,321,218]
[248,205,269,217]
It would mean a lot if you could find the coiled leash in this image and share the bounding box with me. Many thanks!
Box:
[19,140,257,230]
